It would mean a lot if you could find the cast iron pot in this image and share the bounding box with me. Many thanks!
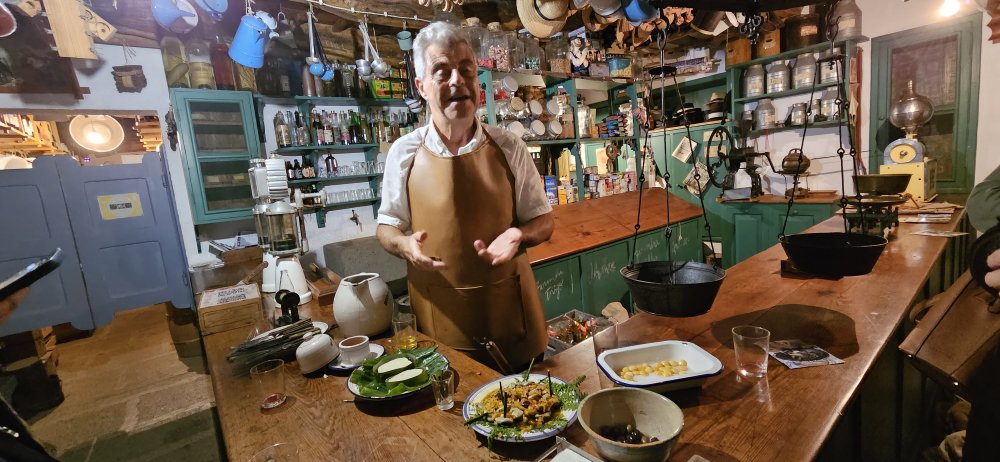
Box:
[780,232,888,277]
[852,174,912,196]
[621,261,725,317]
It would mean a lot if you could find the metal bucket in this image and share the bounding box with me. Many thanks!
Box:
[780,232,887,277]
[621,261,725,317]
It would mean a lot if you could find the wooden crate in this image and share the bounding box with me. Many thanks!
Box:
[755,29,782,58]
[726,37,751,66]
[197,283,263,336]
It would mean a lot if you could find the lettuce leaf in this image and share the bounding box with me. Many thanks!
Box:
[349,346,449,397]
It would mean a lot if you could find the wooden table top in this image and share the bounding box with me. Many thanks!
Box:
[203,210,966,462]
[527,190,703,265]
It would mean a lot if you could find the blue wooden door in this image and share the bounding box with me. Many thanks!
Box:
[57,154,193,326]
[0,158,93,334]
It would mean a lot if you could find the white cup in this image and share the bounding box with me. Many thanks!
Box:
[338,335,371,367]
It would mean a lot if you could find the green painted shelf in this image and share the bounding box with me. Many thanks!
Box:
[526,136,636,146]
[288,174,382,185]
[734,81,840,103]
[749,119,848,137]
[275,144,378,154]
[318,197,381,209]
[727,36,869,70]
[254,95,407,107]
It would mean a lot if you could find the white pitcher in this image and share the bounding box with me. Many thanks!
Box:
[332,273,392,337]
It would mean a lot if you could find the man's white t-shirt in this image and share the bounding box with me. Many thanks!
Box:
[377,121,552,232]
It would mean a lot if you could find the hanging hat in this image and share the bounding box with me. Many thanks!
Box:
[581,7,611,32]
[517,0,569,39]
[589,0,621,18]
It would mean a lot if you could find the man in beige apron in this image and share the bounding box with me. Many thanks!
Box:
[375,22,553,371]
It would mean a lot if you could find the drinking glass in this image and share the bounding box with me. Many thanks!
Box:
[393,313,418,350]
[590,317,618,355]
[732,325,770,379]
[250,359,287,409]
[431,369,455,411]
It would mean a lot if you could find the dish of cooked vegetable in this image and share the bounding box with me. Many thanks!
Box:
[347,346,449,399]
[463,373,584,443]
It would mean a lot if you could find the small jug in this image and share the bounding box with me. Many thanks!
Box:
[332,273,392,337]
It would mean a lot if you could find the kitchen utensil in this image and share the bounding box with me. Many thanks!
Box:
[332,273,392,337]
[852,174,912,196]
[781,148,811,174]
[596,340,723,392]
[577,388,683,462]
[780,233,887,277]
[229,14,269,68]
[295,332,339,374]
[621,262,725,317]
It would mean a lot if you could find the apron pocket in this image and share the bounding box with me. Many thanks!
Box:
[427,275,528,350]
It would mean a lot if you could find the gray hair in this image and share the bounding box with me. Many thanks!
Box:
[412,21,470,80]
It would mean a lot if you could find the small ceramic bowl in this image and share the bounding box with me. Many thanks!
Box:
[578,388,683,462]
[295,332,339,374]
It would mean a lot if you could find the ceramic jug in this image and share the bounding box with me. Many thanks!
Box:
[332,273,392,337]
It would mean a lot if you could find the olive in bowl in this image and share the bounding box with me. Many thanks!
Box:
[577,388,683,462]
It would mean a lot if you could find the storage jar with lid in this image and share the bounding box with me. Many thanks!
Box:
[486,22,511,72]
[744,64,765,98]
[755,98,776,130]
[522,33,543,71]
[766,61,790,93]
[186,38,216,89]
[784,7,821,50]
[607,54,632,78]
[792,53,816,89]
[832,0,862,40]
[462,18,490,68]
[790,102,808,126]
[819,48,842,84]
[160,36,190,88]
[547,35,571,73]
[821,88,841,120]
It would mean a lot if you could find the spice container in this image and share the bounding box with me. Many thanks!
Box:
[744,64,765,98]
[821,88,841,120]
[463,18,491,68]
[766,61,790,93]
[790,102,808,126]
[792,53,816,89]
[755,98,776,130]
[819,48,842,84]
[547,35,571,73]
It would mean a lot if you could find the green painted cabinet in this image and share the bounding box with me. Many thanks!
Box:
[171,89,261,224]
[532,257,583,321]
[580,241,631,315]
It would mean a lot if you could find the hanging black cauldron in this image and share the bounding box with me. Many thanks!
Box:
[621,261,725,317]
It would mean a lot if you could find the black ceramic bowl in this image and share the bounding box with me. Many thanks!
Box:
[621,261,725,317]
[780,232,888,277]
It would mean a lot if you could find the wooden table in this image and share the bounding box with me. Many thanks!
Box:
[203,210,967,461]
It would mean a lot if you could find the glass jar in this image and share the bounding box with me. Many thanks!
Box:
[160,36,190,88]
[792,53,816,89]
[210,34,236,90]
[509,31,525,71]
[766,61,790,94]
[462,18,490,68]
[487,23,511,72]
[341,64,357,98]
[810,98,826,122]
[522,33,543,71]
[744,64,765,98]
[185,38,216,89]
[547,35,571,74]
[821,88,841,120]
[790,102,808,126]
[755,98,776,130]
[832,0,862,40]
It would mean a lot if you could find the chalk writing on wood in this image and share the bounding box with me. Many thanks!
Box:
[591,259,618,281]
[537,269,569,302]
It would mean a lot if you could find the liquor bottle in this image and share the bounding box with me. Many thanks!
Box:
[160,36,190,88]
[339,111,351,144]
[332,61,345,97]
[311,111,323,146]
[325,154,338,177]
[294,111,310,146]
[210,34,236,90]
[286,160,294,180]
[330,112,342,145]
[286,110,299,146]
[303,158,315,178]
[390,111,401,141]
[322,111,334,145]
[273,112,291,148]
[293,159,303,179]
[359,113,372,144]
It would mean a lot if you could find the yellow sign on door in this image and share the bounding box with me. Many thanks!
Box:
[97,193,143,220]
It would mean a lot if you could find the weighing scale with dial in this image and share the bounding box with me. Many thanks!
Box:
[879,80,936,201]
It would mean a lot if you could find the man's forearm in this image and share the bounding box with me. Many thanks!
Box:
[518,213,554,248]
[376,224,407,259]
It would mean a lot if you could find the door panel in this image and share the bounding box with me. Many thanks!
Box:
[733,213,764,264]
[0,158,93,334]
[57,154,192,326]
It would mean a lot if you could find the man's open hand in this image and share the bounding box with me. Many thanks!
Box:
[474,227,523,266]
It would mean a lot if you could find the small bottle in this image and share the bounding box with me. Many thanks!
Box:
[339,111,351,145]
[322,111,334,145]
[286,110,299,146]
[330,112,342,145]
[294,111,310,146]
[312,111,323,145]
[325,154,337,177]
[293,159,303,179]
[273,112,291,148]
[285,160,294,180]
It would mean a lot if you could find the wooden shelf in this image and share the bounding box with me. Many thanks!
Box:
[734,81,840,103]
[526,136,637,146]
[0,116,62,155]
[256,95,407,107]
[275,143,378,154]
[727,36,869,71]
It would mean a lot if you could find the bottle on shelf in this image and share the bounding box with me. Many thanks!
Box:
[274,112,291,148]
[293,159,303,179]
[322,111,334,145]
[234,62,258,92]
[341,64,357,98]
[390,112,401,141]
[360,112,372,145]
[329,112,342,145]
[186,37,217,89]
[296,111,311,146]
[339,111,351,144]
[286,160,295,179]
[576,95,591,138]
[286,110,299,146]
[325,154,338,177]
[312,111,324,145]
[160,36,190,88]
[210,34,236,90]
[303,158,315,178]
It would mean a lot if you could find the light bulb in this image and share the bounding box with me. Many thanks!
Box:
[939,0,961,16]
[83,122,110,145]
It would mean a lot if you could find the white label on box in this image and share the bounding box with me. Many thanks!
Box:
[199,284,259,309]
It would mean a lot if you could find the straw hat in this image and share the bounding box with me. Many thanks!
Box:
[517,0,570,39]
[589,0,622,18]
[581,6,612,32]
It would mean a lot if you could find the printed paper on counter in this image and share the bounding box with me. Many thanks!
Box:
[672,137,698,162]
[769,340,844,369]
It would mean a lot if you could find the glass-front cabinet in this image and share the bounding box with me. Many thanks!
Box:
[171,89,260,223]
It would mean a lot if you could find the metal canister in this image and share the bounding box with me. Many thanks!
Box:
[744,64,765,98]
[792,53,816,89]
[755,98,776,130]
[790,102,808,126]
[821,88,840,120]
[766,61,790,94]
[820,48,842,84]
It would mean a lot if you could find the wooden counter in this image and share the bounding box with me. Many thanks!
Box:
[202,210,968,461]
[528,190,703,265]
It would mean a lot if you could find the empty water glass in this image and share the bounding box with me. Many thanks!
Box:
[431,369,455,411]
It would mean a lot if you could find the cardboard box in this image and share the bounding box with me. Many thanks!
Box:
[196,283,263,336]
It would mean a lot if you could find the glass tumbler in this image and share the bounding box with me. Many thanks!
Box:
[431,369,455,411]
